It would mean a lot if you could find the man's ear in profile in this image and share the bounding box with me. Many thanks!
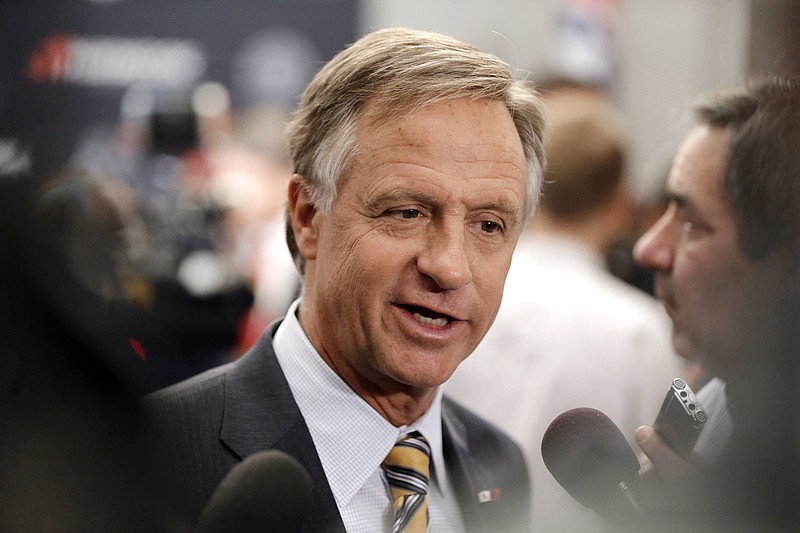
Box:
[287,174,319,267]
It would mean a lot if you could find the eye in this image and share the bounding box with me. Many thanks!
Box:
[678,214,711,239]
[400,209,420,219]
[682,220,706,239]
[480,220,501,234]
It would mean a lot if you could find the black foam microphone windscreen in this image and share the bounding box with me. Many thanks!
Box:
[196,449,313,533]
[541,407,643,523]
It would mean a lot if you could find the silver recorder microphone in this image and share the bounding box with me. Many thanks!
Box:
[653,377,707,458]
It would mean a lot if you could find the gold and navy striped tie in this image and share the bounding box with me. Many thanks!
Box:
[383,432,431,533]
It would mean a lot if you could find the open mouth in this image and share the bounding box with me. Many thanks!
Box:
[400,304,453,327]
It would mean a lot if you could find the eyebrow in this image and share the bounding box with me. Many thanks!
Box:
[665,191,688,208]
[665,190,707,223]
[665,186,701,212]
[367,189,522,222]
[365,190,438,210]
[474,200,522,225]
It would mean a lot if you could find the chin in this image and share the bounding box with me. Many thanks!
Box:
[393,361,460,389]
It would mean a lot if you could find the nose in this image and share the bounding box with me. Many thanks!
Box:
[633,205,676,273]
[416,220,473,290]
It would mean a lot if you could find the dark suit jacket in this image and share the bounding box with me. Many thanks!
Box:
[146,322,531,532]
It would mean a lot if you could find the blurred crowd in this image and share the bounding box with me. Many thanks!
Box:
[15,82,300,394]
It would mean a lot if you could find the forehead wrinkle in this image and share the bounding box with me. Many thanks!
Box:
[361,142,525,184]
[449,143,525,167]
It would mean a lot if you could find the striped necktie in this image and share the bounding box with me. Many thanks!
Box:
[383,432,431,533]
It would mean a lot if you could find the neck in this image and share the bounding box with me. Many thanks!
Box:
[296,298,437,427]
[316,342,438,426]
[360,384,438,427]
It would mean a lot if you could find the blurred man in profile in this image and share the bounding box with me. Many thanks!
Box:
[633,77,800,531]
[446,81,682,532]
[147,27,547,532]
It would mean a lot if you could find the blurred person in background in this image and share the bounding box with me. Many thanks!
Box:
[147,27,547,532]
[633,76,800,532]
[446,80,683,533]
[0,77,255,532]
[0,56,303,533]
[0,173,180,531]
[37,82,272,393]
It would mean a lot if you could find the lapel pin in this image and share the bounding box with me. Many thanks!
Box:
[477,488,501,503]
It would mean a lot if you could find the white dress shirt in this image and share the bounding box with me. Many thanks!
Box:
[273,299,465,533]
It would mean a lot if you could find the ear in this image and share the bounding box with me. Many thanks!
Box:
[288,174,319,262]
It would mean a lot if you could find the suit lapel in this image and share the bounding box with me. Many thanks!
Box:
[442,399,494,533]
[220,322,303,457]
[219,322,346,532]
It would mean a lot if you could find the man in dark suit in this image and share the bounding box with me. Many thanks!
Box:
[147,27,547,532]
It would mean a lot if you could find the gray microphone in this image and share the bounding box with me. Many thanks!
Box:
[196,449,313,533]
[541,407,645,527]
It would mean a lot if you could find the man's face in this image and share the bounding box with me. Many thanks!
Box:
[634,125,780,380]
[293,97,527,395]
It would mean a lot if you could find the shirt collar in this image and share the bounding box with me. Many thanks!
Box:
[273,299,447,507]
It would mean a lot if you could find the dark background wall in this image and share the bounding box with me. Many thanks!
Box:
[0,0,358,181]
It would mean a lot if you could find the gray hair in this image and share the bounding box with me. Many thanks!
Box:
[285,27,547,275]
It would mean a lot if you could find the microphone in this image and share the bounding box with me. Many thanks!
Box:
[541,407,645,527]
[196,449,313,533]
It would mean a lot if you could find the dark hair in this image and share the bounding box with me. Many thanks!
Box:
[694,77,800,261]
